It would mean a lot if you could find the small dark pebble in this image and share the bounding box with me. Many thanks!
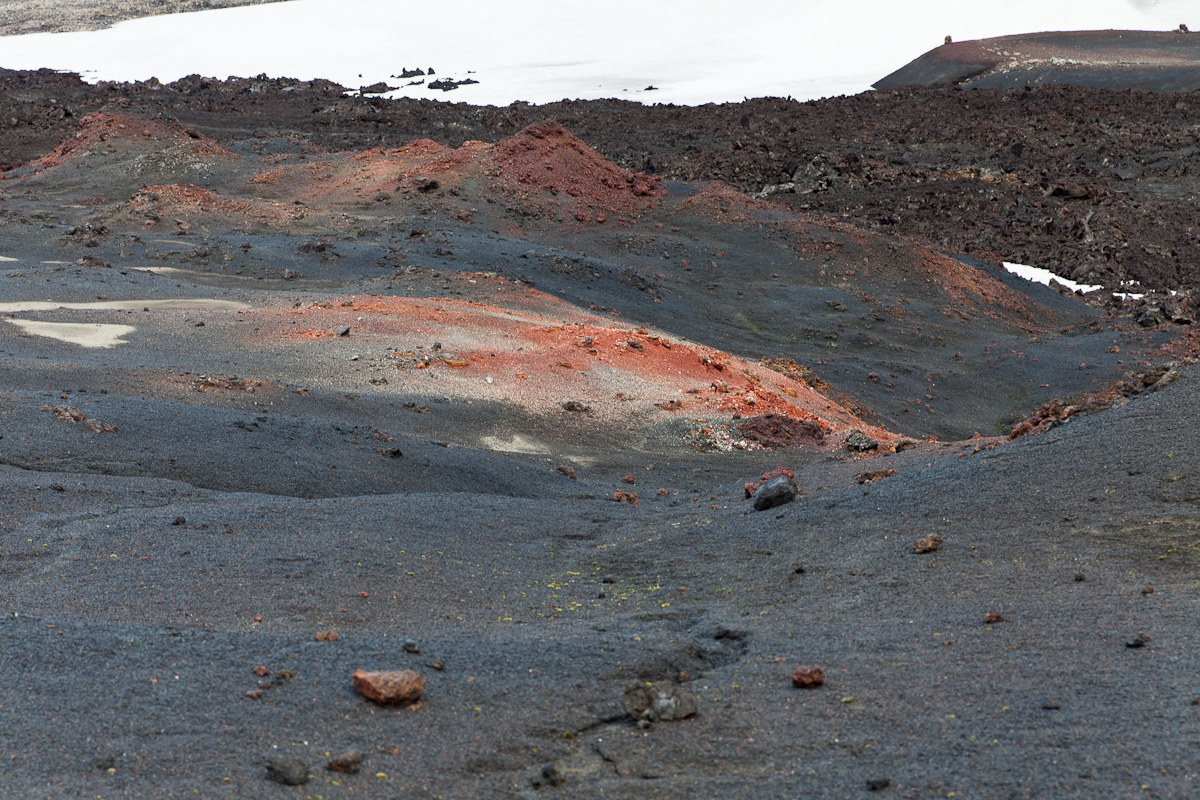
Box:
[1126,633,1151,648]
[866,777,890,791]
[402,638,420,654]
[532,763,565,788]
[266,756,309,785]
[172,516,186,526]
[601,576,615,584]
[424,659,445,671]
[1074,573,1086,582]
[1043,699,1062,710]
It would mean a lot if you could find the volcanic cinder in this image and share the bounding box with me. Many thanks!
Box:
[0,27,1198,800]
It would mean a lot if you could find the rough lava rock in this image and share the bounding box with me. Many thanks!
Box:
[752,475,799,511]
[266,756,309,786]
[622,681,697,723]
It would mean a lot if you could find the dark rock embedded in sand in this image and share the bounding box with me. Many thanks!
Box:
[266,756,309,785]
[752,475,799,512]
[622,681,697,722]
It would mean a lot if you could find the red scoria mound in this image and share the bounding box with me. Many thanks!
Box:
[490,120,666,220]
[31,112,231,171]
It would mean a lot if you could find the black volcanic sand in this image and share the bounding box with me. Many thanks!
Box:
[3,372,1200,798]
[0,69,1199,798]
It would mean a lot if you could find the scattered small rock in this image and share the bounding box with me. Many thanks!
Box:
[171,516,186,526]
[352,669,425,705]
[791,666,825,688]
[326,750,363,774]
[252,665,268,677]
[1042,699,1062,710]
[985,612,1004,624]
[913,534,943,553]
[402,638,420,654]
[744,467,796,498]
[1142,585,1154,595]
[555,465,576,480]
[656,488,669,496]
[1126,632,1151,648]
[245,689,262,699]
[562,400,590,412]
[622,474,636,484]
[1074,573,1086,582]
[846,429,878,452]
[42,405,86,422]
[622,681,697,722]
[752,475,799,511]
[314,629,338,642]
[425,659,445,671]
[613,490,639,505]
[855,469,898,485]
[266,755,309,786]
[331,326,351,337]
[866,778,890,791]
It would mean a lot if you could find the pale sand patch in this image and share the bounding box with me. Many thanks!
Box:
[478,434,551,455]
[0,299,249,312]
[6,319,136,348]
[0,256,17,262]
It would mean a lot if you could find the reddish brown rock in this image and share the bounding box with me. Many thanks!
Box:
[352,669,424,705]
[252,665,268,677]
[326,749,363,774]
[314,629,339,642]
[914,534,943,553]
[613,490,639,505]
[792,666,825,688]
[985,612,1004,624]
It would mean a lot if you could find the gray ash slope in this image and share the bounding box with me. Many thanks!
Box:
[1,364,1198,798]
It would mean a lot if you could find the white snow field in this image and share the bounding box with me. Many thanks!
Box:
[0,0,1195,106]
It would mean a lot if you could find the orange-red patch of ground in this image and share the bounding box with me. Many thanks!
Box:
[251,292,900,447]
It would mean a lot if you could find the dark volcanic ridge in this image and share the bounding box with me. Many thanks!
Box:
[877,28,1200,93]
[4,62,1200,301]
